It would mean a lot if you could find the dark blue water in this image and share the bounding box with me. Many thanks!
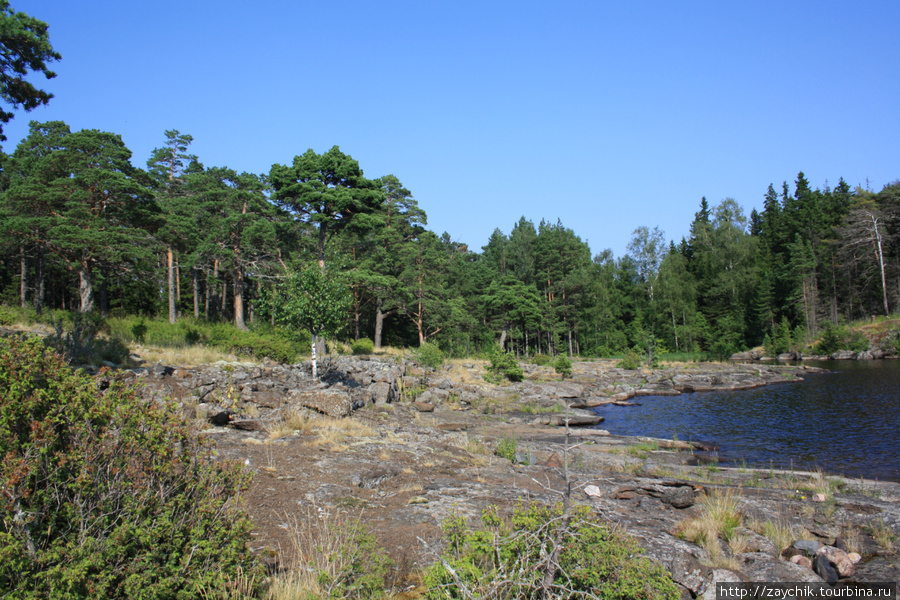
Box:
[591,360,900,481]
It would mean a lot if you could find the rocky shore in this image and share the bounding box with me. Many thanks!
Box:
[110,356,898,598]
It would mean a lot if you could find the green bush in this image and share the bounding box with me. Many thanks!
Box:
[816,322,871,355]
[0,336,258,599]
[107,316,308,363]
[553,355,572,378]
[352,337,374,355]
[616,350,643,370]
[206,324,304,363]
[495,436,518,462]
[486,352,524,382]
[425,502,679,600]
[0,305,16,326]
[416,342,445,369]
[131,318,148,342]
[530,353,552,366]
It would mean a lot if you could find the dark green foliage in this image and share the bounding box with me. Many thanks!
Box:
[878,328,900,355]
[269,146,383,267]
[425,503,679,600]
[486,352,524,383]
[553,355,572,378]
[415,342,445,369]
[0,336,258,599]
[106,316,307,363]
[617,350,643,370]
[130,318,147,342]
[44,312,129,365]
[0,1,61,140]
[352,337,374,355]
[530,353,551,366]
[815,322,870,355]
[0,305,15,325]
[204,324,305,363]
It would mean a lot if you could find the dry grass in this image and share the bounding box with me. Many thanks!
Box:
[303,416,377,450]
[133,344,257,367]
[677,490,744,566]
[869,520,896,551]
[798,469,842,499]
[264,506,388,600]
[444,361,485,385]
[840,525,862,554]
[747,517,800,554]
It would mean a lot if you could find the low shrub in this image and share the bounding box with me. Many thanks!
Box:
[553,355,572,378]
[617,350,643,370]
[485,352,524,382]
[425,502,679,600]
[0,336,258,599]
[416,342,445,369]
[44,312,130,366]
[495,436,518,462]
[530,353,552,366]
[352,337,374,355]
[816,321,871,355]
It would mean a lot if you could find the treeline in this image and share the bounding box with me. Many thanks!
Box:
[1,122,898,358]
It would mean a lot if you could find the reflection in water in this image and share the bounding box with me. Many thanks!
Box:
[590,360,900,481]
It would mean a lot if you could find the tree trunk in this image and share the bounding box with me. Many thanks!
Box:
[193,267,200,319]
[870,213,890,316]
[352,288,361,340]
[234,265,247,331]
[167,246,176,324]
[79,264,94,313]
[19,246,27,308]
[374,299,386,350]
[34,251,44,314]
[221,280,228,318]
[499,320,509,352]
[204,268,211,321]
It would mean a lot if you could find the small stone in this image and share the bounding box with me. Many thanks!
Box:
[813,553,839,584]
[661,486,695,508]
[584,485,602,498]
[790,555,813,568]
[412,401,435,412]
[793,539,821,555]
[848,552,861,564]
[407,496,429,505]
[817,546,855,577]
[230,419,264,432]
[812,493,827,502]
[541,453,563,468]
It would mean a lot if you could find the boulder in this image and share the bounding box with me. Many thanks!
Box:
[660,485,695,509]
[790,555,813,568]
[793,539,821,556]
[816,545,855,578]
[813,553,840,584]
[549,411,604,427]
[290,389,352,418]
[369,381,392,405]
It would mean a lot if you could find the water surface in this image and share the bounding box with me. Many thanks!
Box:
[590,360,900,481]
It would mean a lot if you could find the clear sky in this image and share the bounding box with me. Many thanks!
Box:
[4,1,898,258]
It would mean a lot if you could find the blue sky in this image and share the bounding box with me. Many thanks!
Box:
[5,1,898,257]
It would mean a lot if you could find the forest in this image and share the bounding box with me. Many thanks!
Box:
[0,124,898,360]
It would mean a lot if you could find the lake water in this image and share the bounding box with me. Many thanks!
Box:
[590,360,900,481]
